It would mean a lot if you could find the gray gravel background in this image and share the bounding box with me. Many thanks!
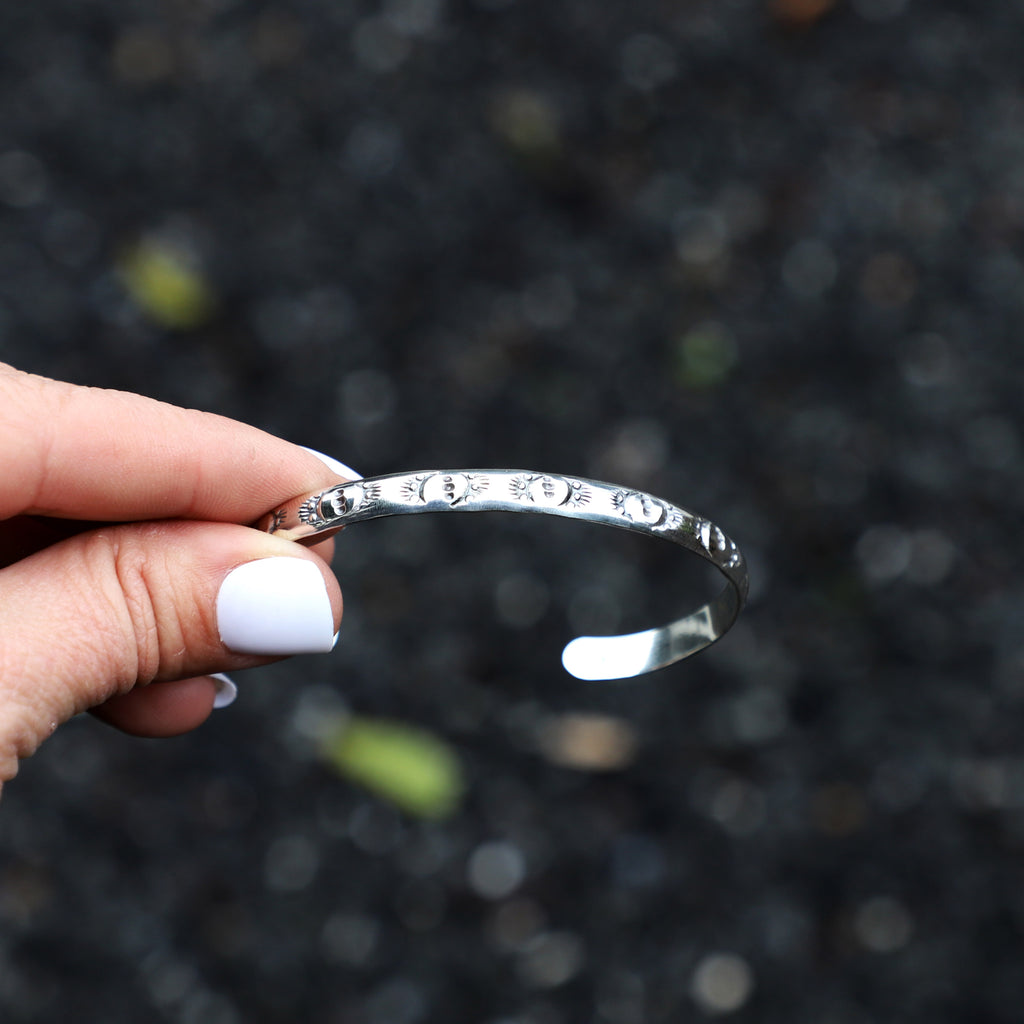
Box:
[2,1,1024,1022]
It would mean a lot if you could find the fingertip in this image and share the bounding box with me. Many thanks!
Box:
[307,536,336,564]
[90,676,220,738]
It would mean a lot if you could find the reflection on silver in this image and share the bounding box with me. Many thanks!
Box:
[257,469,748,681]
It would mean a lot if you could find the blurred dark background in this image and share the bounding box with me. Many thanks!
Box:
[1,1,1023,1021]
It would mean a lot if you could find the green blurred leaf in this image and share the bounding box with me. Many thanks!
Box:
[675,321,738,390]
[318,715,464,820]
[119,240,216,330]
[489,88,563,160]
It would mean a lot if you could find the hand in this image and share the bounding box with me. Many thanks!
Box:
[0,362,352,792]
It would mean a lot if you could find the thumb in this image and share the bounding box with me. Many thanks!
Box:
[0,520,342,786]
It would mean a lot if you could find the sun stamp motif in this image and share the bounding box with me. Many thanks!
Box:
[611,489,677,528]
[298,495,327,528]
[510,473,591,508]
[399,474,430,504]
[566,479,591,508]
[267,508,288,534]
[399,472,487,506]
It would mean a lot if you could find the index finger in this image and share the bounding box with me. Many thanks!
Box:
[0,363,350,524]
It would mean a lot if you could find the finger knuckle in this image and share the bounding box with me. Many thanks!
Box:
[88,527,185,687]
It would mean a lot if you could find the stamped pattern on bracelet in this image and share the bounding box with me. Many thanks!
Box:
[694,518,741,567]
[399,474,430,504]
[611,489,683,532]
[298,494,329,527]
[267,508,288,534]
[298,484,355,526]
[400,472,487,507]
[326,481,381,519]
[510,473,591,508]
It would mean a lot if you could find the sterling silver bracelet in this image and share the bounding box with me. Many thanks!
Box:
[257,470,748,681]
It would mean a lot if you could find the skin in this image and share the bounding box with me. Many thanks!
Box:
[0,362,349,793]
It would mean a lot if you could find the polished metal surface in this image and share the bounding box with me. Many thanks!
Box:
[257,470,748,680]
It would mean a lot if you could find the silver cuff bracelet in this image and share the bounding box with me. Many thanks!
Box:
[257,469,748,681]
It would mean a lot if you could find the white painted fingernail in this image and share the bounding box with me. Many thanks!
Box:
[217,558,336,655]
[300,446,362,480]
[211,673,237,709]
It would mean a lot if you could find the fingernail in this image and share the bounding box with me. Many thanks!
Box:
[300,446,362,481]
[217,557,336,655]
[211,673,237,709]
